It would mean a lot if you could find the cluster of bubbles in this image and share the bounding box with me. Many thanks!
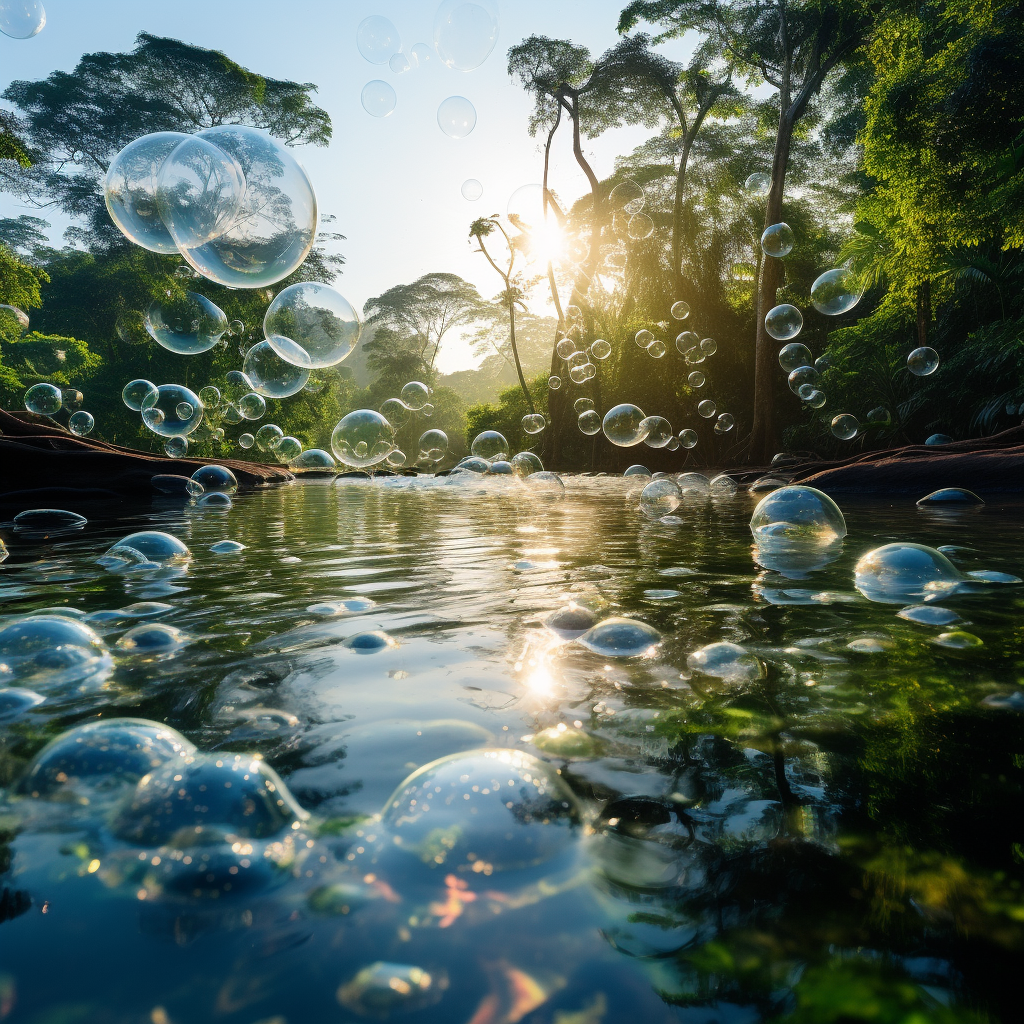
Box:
[23,381,96,437]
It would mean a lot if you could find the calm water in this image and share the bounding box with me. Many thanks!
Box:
[1,477,1022,1024]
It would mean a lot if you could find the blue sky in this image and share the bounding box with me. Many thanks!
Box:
[0,1,696,372]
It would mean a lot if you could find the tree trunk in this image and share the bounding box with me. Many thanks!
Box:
[916,279,931,348]
[672,135,694,293]
[507,297,535,415]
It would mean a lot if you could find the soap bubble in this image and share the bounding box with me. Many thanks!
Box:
[433,0,500,71]
[548,375,561,390]
[830,413,859,440]
[710,473,737,495]
[356,14,401,63]
[750,485,846,550]
[222,370,254,403]
[688,371,705,387]
[610,179,645,214]
[568,364,587,383]
[640,478,681,519]
[805,390,827,408]
[640,415,673,448]
[21,719,194,799]
[142,384,203,437]
[577,617,661,658]
[810,267,863,315]
[154,136,246,250]
[646,339,666,358]
[678,429,698,449]
[765,303,803,341]
[925,433,952,445]
[676,471,709,495]
[778,342,813,372]
[687,641,763,683]
[437,96,477,138]
[701,337,717,355]
[24,382,61,416]
[526,471,564,498]
[68,410,94,436]
[788,365,819,394]
[461,178,483,201]
[331,410,396,468]
[454,455,489,473]
[290,449,336,469]
[697,400,716,418]
[104,531,190,568]
[256,423,284,452]
[744,171,771,195]
[198,385,220,406]
[715,412,735,433]
[338,963,447,1019]
[510,451,543,476]
[760,222,794,257]
[175,401,193,419]
[239,432,254,449]
[361,80,397,117]
[0,616,112,691]
[418,428,449,460]
[471,429,508,461]
[555,337,575,360]
[104,132,191,253]
[670,300,690,319]
[116,623,188,656]
[674,330,697,355]
[603,404,648,446]
[591,338,612,359]
[521,412,546,434]
[574,398,594,414]
[854,543,963,604]
[380,397,412,426]
[61,389,83,412]
[179,125,317,289]
[275,436,303,462]
[191,465,237,495]
[907,346,939,376]
[145,290,227,354]
[401,380,430,410]
[0,0,45,38]
[866,406,890,425]
[264,282,361,369]
[220,403,243,425]
[243,339,310,398]
[684,346,705,365]
[628,213,655,239]
[635,329,654,348]
[578,410,601,435]
[12,509,87,536]
[163,437,188,458]
[238,392,266,421]
[389,52,411,73]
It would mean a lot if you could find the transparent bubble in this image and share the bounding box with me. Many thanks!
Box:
[68,410,94,436]
[379,397,412,426]
[331,410,396,469]
[760,222,794,258]
[338,963,446,1019]
[12,509,86,536]
[778,342,813,373]
[574,398,594,414]
[356,14,401,63]
[670,300,690,320]
[805,389,827,408]
[697,400,716,418]
[116,623,188,656]
[275,436,303,462]
[678,429,698,449]
[577,617,661,658]
[830,413,859,440]
[236,392,265,421]
[0,615,112,691]
[240,341,308,399]
[640,415,673,448]
[178,125,316,289]
[765,303,803,341]
[488,461,513,476]
[24,382,62,416]
[163,436,188,458]
[701,337,717,355]
[687,641,763,683]
[386,449,407,468]
[437,96,477,138]
[454,455,489,473]
[610,179,644,214]
[907,346,939,376]
[684,347,705,365]
[290,448,337,470]
[677,471,708,495]
[674,330,697,355]
[623,465,651,478]
[710,473,737,496]
[471,430,508,461]
[220,403,243,425]
[788,365,819,394]
[264,282,361,370]
[590,338,612,360]
[602,404,648,447]
[521,412,546,434]
[866,406,890,425]
[640,479,681,519]
[190,465,237,496]
[401,381,430,410]
[173,401,193,420]
[461,178,483,201]
[744,171,771,195]
[526,471,564,498]
[510,451,543,476]
[646,339,666,358]
[925,433,952,445]
[422,402,434,417]
[61,389,83,412]
[548,375,561,390]
[854,543,963,604]
[361,79,397,117]
[144,290,227,355]
[389,52,411,74]
[750,485,846,551]
[104,132,191,253]
[142,384,203,437]
[418,428,449,460]
[628,213,654,240]
[810,268,863,315]
[578,410,601,435]
[715,412,735,433]
[687,371,705,387]
[256,423,284,452]
[238,432,254,449]
[635,329,655,348]
[433,0,500,71]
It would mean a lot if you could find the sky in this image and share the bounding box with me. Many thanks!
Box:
[0,0,697,373]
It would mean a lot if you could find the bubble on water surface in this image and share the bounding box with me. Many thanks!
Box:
[577,617,661,658]
[847,636,893,654]
[361,80,397,117]
[12,508,86,535]
[104,531,190,566]
[854,543,964,604]
[676,472,709,496]
[907,346,939,376]
[337,962,447,1019]
[437,96,477,138]
[510,451,543,477]
[289,448,336,470]
[687,641,764,683]
[195,491,232,511]
[331,410,395,469]
[603,404,648,447]
[0,1,46,38]
[761,222,794,257]
[24,382,61,416]
[623,465,651,478]
[0,616,112,691]
[765,303,803,341]
[0,687,45,721]
[530,724,597,758]
[810,268,863,315]
[433,0,500,71]
[525,471,564,498]
[831,413,859,440]
[934,630,983,649]
[116,623,188,656]
[190,465,237,495]
[543,603,598,640]
[264,283,360,370]
[640,479,682,519]
[210,540,246,555]
[471,429,508,461]
[897,604,960,626]
[709,473,737,496]
[307,597,375,618]
[343,630,397,653]
[750,485,846,551]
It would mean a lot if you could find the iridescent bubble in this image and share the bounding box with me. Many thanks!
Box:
[577,617,661,658]
[744,172,771,195]
[810,268,863,315]
[67,410,94,436]
[191,465,237,495]
[697,400,716,418]
[640,416,673,448]
[687,641,763,683]
[590,338,612,360]
[274,436,303,462]
[854,543,963,604]
[401,381,430,410]
[361,80,397,117]
[61,389,83,412]
[678,429,698,449]
[163,436,188,458]
[356,15,401,63]
[765,303,803,341]
[24,382,61,416]
[628,213,654,240]
[908,346,939,376]
[510,451,543,476]
[715,412,735,433]
[239,432,254,449]
[602,404,648,447]
[688,371,705,387]
[760,222,794,257]
[437,96,477,138]
[647,339,666,358]
[701,337,717,355]
[471,430,508,461]
[778,343,813,372]
[418,428,449,461]
[461,178,483,201]
[640,478,681,519]
[0,615,111,691]
[831,413,859,440]
[788,365,819,394]
[243,339,310,398]
[610,179,644,214]
[578,410,601,435]
[331,410,396,468]
[522,412,546,434]
[750,485,846,550]
[142,384,203,437]
[264,282,361,369]
[433,0,500,71]
[670,300,690,320]
[548,375,561,390]
[290,448,337,469]
[338,963,446,1019]
[256,423,284,452]
[635,329,655,348]
[926,433,953,445]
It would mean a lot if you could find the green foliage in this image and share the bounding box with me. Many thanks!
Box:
[465,373,549,456]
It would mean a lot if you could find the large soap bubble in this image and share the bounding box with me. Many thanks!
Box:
[810,268,863,315]
[104,132,190,253]
[744,171,771,195]
[750,485,846,550]
[142,384,203,437]
[437,96,477,138]
[0,616,112,691]
[640,478,682,519]
[356,15,401,63]
[765,303,803,341]
[290,448,336,469]
[331,410,396,468]
[778,342,813,373]
[418,428,449,461]
[264,282,361,369]
[854,543,963,604]
[0,0,45,38]
[243,339,310,397]
[178,125,317,289]
[361,80,397,118]
[433,0,500,71]
[24,382,61,415]
[577,617,661,658]
[104,531,191,565]
[471,430,508,461]
[761,222,794,257]
[603,404,649,446]
[687,642,764,683]
[908,346,939,376]
[401,380,430,410]
[640,415,673,448]
[68,411,94,436]
[831,413,859,440]
[145,290,228,354]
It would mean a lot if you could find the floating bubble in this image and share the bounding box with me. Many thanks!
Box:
[142,384,203,437]
[471,430,508,461]
[290,449,337,470]
[145,290,227,355]
[433,0,500,71]
[640,478,682,519]
[389,52,411,74]
[422,402,435,417]
[338,962,447,1019]
[356,14,401,63]
[507,451,541,478]
[555,337,576,360]
[750,485,846,552]
[623,465,651,478]
[64,409,95,438]
[628,213,655,240]
[256,423,284,452]
[678,429,698,449]
[174,401,193,419]
[0,687,44,720]
[24,382,61,416]
[568,364,587,384]
[715,412,735,433]
[578,410,601,435]
[0,0,44,38]
[673,331,697,356]
[687,641,764,683]
[163,436,188,458]
[526,471,564,498]
[761,222,794,257]
[61,389,83,412]
[866,406,890,426]
[196,385,219,407]
[376,398,410,429]
[810,267,863,315]
[0,616,112,691]
[274,436,303,462]
[635,329,655,348]
[241,340,309,399]
[461,178,483,201]
[603,404,648,447]
[670,300,690,320]
[331,410,396,469]
[744,171,771,195]
[577,617,661,658]
[116,623,188,656]
[646,339,666,358]
[418,428,449,461]
[908,346,939,376]
[190,465,237,496]
[684,346,704,365]
[361,79,397,118]
[917,487,983,506]
[926,433,952,445]
[831,413,859,440]
[687,371,705,387]
[640,416,673,448]
[854,543,963,604]
[237,433,254,449]
[805,389,827,408]
[676,471,709,495]
[779,343,813,373]
[610,179,645,214]
[437,96,477,138]
[765,303,803,341]
[548,375,561,390]
[264,282,361,370]
[401,381,430,410]
[590,338,612,360]
[701,338,717,356]
[697,400,716,418]
[238,392,266,421]
[788,365,819,395]
[574,398,595,414]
